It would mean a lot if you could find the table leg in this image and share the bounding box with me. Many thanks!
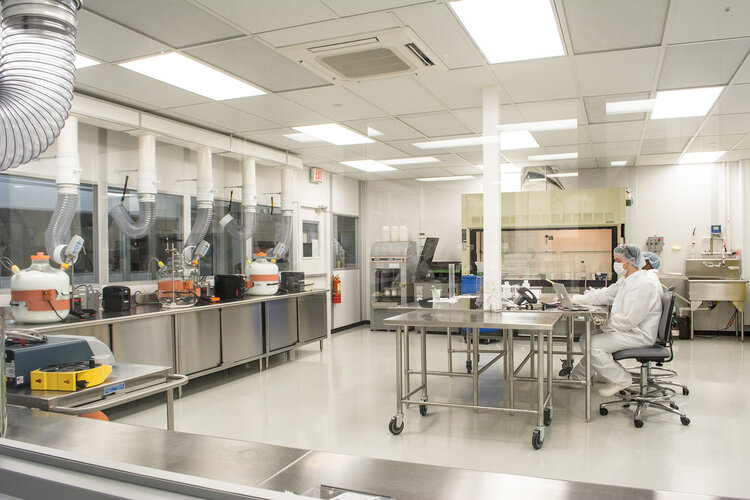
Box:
[396,325,404,419]
[690,308,694,340]
[447,326,453,373]
[585,318,592,423]
[473,327,479,406]
[421,326,428,403]
[404,325,411,399]
[508,329,515,408]
[537,330,544,429]
[567,315,574,369]
[742,310,745,342]
[166,385,175,431]
[529,332,536,375]
[547,324,553,409]
[503,329,509,380]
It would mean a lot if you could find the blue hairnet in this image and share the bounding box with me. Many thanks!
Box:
[642,251,661,270]
[613,243,646,268]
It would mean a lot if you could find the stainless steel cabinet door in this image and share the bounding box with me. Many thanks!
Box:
[297,294,327,343]
[176,310,221,375]
[266,298,298,351]
[111,316,174,368]
[221,304,263,364]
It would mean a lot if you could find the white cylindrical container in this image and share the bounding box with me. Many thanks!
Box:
[390,226,399,241]
[399,226,408,242]
[10,253,71,323]
[381,225,390,242]
[246,253,280,296]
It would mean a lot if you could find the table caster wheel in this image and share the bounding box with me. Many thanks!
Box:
[419,404,427,416]
[681,416,691,426]
[543,408,552,426]
[466,360,472,373]
[531,429,544,450]
[388,417,404,435]
[599,407,608,416]
[634,419,644,428]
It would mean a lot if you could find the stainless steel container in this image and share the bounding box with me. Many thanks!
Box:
[685,258,741,280]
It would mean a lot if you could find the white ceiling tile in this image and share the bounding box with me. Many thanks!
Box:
[635,153,680,166]
[342,142,406,160]
[551,158,597,169]
[722,149,750,161]
[416,67,507,109]
[640,137,689,155]
[514,99,579,122]
[341,172,386,181]
[687,134,744,152]
[194,0,334,33]
[157,108,235,134]
[716,84,750,115]
[593,141,641,156]
[74,83,154,111]
[533,128,589,147]
[588,121,644,143]
[445,166,484,176]
[282,86,387,121]
[393,3,485,69]
[584,92,650,124]
[84,0,241,47]
[457,151,483,165]
[225,95,329,127]
[735,57,750,84]
[732,134,750,150]
[258,12,401,48]
[453,107,526,134]
[385,139,452,157]
[240,128,324,151]
[166,103,281,132]
[301,146,367,162]
[492,57,578,103]
[575,47,660,95]
[76,64,210,109]
[376,170,428,180]
[343,117,424,141]
[595,157,633,168]
[702,113,750,136]
[185,38,330,93]
[643,117,703,140]
[322,0,426,17]
[76,10,168,63]
[401,167,455,177]
[665,0,750,44]
[397,112,473,138]
[344,77,445,115]
[658,39,750,90]
[562,0,667,54]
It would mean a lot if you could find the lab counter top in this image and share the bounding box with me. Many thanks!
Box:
[6,289,328,333]
[0,406,733,500]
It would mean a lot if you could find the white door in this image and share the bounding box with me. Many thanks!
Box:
[299,206,328,287]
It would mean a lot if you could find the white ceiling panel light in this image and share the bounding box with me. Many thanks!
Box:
[678,151,726,164]
[606,99,654,115]
[294,124,374,145]
[610,160,628,166]
[528,152,578,161]
[74,53,100,69]
[499,119,577,132]
[416,176,475,182]
[340,160,395,172]
[547,172,578,178]
[367,127,384,137]
[450,0,565,64]
[120,52,265,100]
[413,131,539,150]
[283,133,321,143]
[381,156,439,166]
[650,86,724,119]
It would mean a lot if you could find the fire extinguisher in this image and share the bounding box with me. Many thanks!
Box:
[332,275,342,303]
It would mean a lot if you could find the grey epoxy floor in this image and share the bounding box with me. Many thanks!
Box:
[113,327,750,499]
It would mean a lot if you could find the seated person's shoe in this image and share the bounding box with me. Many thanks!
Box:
[598,380,632,397]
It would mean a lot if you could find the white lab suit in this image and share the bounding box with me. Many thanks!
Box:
[570,270,662,385]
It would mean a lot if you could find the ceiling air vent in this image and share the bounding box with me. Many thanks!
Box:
[317,47,413,79]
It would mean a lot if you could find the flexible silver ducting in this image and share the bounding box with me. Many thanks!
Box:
[184,147,214,259]
[184,203,213,251]
[223,205,256,240]
[220,158,257,241]
[270,166,295,261]
[273,213,293,260]
[45,189,76,257]
[0,0,80,171]
[109,135,158,239]
[109,199,156,238]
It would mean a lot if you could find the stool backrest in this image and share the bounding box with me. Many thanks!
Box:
[657,291,675,346]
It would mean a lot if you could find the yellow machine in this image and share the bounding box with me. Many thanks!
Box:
[30,362,113,391]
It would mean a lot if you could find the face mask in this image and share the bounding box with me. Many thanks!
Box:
[613,262,627,276]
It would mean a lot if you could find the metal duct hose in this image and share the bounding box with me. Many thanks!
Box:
[109,200,156,239]
[0,0,80,171]
[44,189,76,257]
[273,213,293,260]
[184,204,213,255]
[224,206,256,241]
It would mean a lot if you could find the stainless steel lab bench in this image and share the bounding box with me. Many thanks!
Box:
[0,406,730,500]
[3,290,329,385]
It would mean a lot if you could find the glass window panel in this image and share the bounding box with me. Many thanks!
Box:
[0,174,96,288]
[252,204,293,272]
[302,220,319,258]
[190,198,245,276]
[333,215,358,269]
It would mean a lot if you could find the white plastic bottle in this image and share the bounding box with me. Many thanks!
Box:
[522,279,530,289]
[501,281,512,299]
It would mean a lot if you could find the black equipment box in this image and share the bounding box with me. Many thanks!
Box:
[102,286,131,312]
[281,271,305,292]
[214,275,245,300]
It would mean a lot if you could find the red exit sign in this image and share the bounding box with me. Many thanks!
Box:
[310,167,323,184]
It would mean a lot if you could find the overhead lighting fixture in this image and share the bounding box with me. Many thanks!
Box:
[450,0,564,64]
[678,151,726,164]
[606,99,653,115]
[74,53,100,70]
[294,124,374,145]
[528,178,547,183]
[650,86,724,119]
[499,119,577,132]
[367,127,384,137]
[528,152,578,161]
[381,156,439,166]
[416,176,475,182]
[475,164,521,173]
[547,172,578,178]
[610,160,627,167]
[283,133,321,143]
[413,131,539,150]
[120,52,265,100]
[340,160,395,172]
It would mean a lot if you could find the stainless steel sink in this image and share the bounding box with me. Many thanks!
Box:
[688,279,747,302]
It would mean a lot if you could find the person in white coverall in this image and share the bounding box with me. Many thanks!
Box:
[569,244,663,397]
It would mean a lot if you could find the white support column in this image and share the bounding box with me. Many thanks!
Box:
[482,86,502,310]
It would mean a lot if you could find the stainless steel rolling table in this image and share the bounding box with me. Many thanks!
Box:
[384,310,561,449]
[688,279,747,341]
[6,363,188,430]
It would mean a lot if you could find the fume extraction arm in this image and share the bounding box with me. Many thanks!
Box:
[109,134,158,238]
[220,158,257,241]
[184,147,214,260]
[269,166,296,261]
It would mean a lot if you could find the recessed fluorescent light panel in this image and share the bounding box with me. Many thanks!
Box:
[606,99,653,115]
[678,151,726,164]
[610,160,627,167]
[416,176,475,182]
[283,133,320,143]
[120,52,265,100]
[450,0,564,64]
[340,160,395,172]
[547,172,578,178]
[528,178,547,183]
[381,157,439,166]
[294,124,374,145]
[650,87,724,119]
[528,152,578,161]
[367,127,384,137]
[413,131,538,150]
[499,119,577,132]
[74,53,100,69]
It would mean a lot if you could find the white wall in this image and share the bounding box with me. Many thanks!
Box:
[331,174,363,329]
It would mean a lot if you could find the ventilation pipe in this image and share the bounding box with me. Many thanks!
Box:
[109,134,157,238]
[45,115,82,265]
[184,147,214,258]
[0,0,80,171]
[270,166,296,262]
[219,158,257,241]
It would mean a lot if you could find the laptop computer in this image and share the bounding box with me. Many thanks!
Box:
[549,281,596,311]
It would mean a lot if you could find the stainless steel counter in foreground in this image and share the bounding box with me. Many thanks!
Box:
[1,407,733,499]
